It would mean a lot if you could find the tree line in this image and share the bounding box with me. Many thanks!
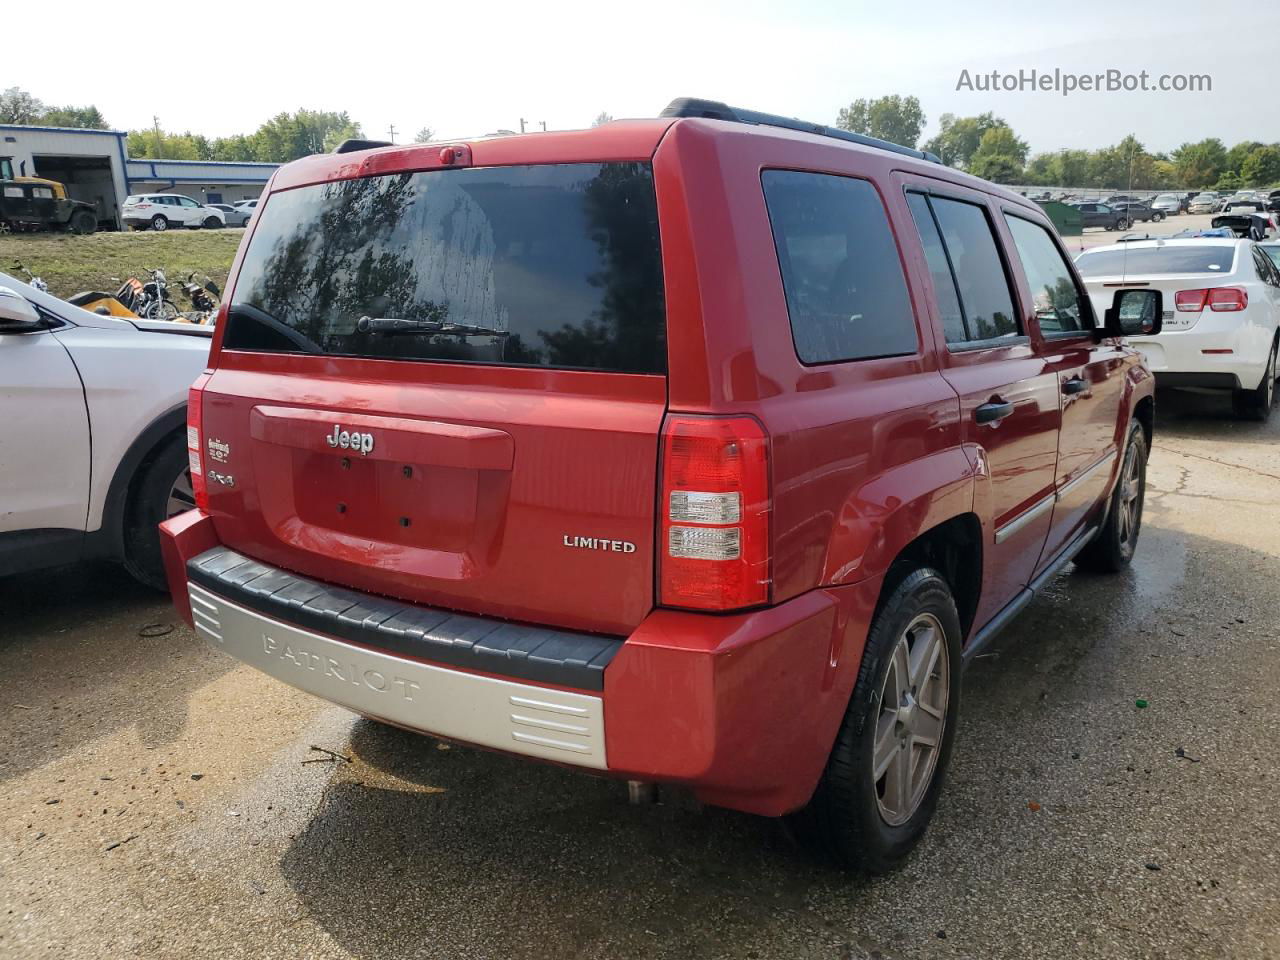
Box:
[834,94,1280,190]
[0,87,436,165]
[4,85,1276,189]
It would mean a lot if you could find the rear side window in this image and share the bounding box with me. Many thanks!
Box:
[225,163,666,373]
[921,195,1019,344]
[1003,215,1085,334]
[762,170,917,364]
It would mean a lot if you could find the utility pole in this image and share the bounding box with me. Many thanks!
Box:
[153,115,163,159]
[519,118,527,134]
[386,124,398,144]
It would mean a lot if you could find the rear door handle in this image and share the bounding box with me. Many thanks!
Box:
[1062,376,1088,395]
[974,400,1015,425]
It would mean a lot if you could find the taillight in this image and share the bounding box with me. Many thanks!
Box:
[187,373,211,511]
[1175,288,1208,312]
[1208,287,1248,312]
[1176,287,1248,312]
[659,415,770,611]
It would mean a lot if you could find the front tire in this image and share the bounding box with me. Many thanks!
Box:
[797,569,962,874]
[203,216,223,229]
[1232,338,1277,422]
[1075,420,1148,573]
[69,209,97,234]
[121,432,194,590]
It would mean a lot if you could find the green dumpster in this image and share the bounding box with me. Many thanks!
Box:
[1035,200,1081,237]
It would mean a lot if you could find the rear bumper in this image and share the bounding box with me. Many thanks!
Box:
[1128,320,1271,389]
[160,511,879,816]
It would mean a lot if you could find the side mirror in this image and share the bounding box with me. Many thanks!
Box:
[0,286,43,331]
[1104,288,1162,338]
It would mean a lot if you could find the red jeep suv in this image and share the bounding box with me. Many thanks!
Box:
[161,99,1161,872]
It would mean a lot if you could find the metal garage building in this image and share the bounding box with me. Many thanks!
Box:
[0,124,277,230]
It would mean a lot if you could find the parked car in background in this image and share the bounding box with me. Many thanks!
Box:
[1188,193,1218,214]
[1151,194,1184,216]
[161,97,1161,874]
[1212,212,1274,241]
[1076,238,1280,420]
[1267,191,1280,214]
[233,199,259,216]
[1112,201,1165,223]
[1073,201,1134,231]
[1222,198,1266,214]
[0,272,212,586]
[122,194,226,231]
[207,203,252,227]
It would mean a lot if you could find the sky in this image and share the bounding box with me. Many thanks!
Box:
[9,0,1279,155]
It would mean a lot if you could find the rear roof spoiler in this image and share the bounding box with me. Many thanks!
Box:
[660,97,943,164]
[332,138,393,154]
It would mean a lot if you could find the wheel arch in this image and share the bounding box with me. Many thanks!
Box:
[873,512,983,643]
[96,403,187,559]
[1133,393,1154,450]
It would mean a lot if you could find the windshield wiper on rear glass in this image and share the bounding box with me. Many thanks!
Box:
[356,316,510,338]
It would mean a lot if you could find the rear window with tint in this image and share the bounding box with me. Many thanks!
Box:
[1075,246,1236,277]
[225,163,666,373]
[762,170,917,364]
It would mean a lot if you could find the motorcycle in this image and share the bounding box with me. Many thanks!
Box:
[177,272,221,323]
[67,268,177,320]
[11,260,49,293]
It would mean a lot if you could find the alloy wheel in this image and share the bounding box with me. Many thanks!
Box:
[166,467,196,518]
[1117,440,1143,550]
[873,612,950,826]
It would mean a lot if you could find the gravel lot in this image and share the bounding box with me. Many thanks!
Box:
[2,388,1278,960]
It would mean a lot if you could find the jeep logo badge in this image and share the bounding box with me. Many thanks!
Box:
[326,424,375,455]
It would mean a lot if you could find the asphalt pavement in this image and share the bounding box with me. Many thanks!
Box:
[1,388,1278,960]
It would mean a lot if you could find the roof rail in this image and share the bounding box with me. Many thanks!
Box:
[332,138,392,154]
[660,97,942,164]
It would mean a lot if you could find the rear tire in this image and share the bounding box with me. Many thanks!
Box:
[121,432,193,591]
[794,569,962,874]
[1232,338,1277,422]
[150,214,168,232]
[1075,420,1147,573]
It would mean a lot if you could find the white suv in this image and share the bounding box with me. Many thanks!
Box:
[1077,238,1280,420]
[0,273,211,586]
[122,194,227,231]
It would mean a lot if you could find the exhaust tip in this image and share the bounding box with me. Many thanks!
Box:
[627,780,658,805]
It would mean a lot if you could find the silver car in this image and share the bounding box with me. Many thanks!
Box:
[1151,193,1183,215]
[207,203,252,227]
[1188,193,1217,214]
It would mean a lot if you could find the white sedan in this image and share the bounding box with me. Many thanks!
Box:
[0,275,211,587]
[1076,238,1280,420]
